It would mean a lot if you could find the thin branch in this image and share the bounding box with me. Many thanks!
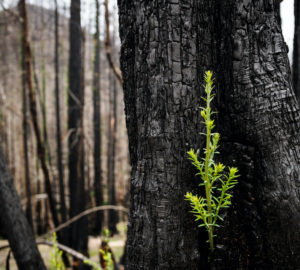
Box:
[104,0,123,85]
[39,205,128,239]
[0,1,21,22]
[1,241,102,270]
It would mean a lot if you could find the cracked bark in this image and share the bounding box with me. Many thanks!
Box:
[118,0,300,269]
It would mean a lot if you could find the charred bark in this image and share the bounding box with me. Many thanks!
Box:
[118,0,300,269]
[0,147,46,270]
[92,0,103,235]
[293,0,300,102]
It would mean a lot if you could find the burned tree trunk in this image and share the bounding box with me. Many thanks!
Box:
[118,0,300,269]
[68,0,88,262]
[107,75,118,235]
[293,0,300,102]
[0,147,46,270]
[92,0,103,235]
[20,1,32,229]
[54,0,67,243]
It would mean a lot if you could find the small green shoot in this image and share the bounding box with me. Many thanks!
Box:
[50,233,65,270]
[185,71,239,252]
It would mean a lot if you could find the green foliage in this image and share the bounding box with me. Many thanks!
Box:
[100,229,114,270]
[185,71,239,252]
[84,229,114,270]
[83,259,101,270]
[50,233,65,270]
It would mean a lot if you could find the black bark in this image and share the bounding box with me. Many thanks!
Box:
[0,147,46,270]
[293,0,300,102]
[68,0,88,262]
[108,75,118,235]
[92,0,103,235]
[118,0,300,269]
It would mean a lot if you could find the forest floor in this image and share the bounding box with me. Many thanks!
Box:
[0,223,127,270]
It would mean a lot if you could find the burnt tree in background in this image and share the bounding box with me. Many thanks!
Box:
[54,0,67,243]
[19,0,33,229]
[68,0,88,263]
[107,74,118,235]
[92,0,103,235]
[118,0,300,269]
[19,0,61,233]
[294,0,300,102]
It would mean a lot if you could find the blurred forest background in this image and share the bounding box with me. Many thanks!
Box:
[0,0,129,268]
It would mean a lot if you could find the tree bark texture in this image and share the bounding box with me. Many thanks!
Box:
[293,0,300,102]
[118,0,300,269]
[92,0,103,235]
[0,147,46,270]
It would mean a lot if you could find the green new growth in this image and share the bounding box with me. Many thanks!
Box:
[185,71,239,252]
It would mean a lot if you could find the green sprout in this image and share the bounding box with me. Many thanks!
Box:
[185,71,239,252]
[50,233,65,270]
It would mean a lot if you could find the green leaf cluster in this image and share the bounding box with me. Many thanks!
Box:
[185,71,239,252]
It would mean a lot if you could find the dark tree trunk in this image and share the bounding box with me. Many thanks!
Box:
[108,76,118,235]
[294,0,300,102]
[20,2,33,229]
[0,147,46,270]
[92,0,103,235]
[68,0,88,263]
[118,0,300,269]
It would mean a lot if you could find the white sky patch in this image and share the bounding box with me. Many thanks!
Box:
[281,0,294,61]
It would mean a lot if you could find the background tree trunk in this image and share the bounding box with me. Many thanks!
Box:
[68,0,88,264]
[20,1,33,229]
[19,0,61,231]
[118,0,300,269]
[293,0,300,102]
[0,146,46,270]
[92,0,103,235]
[108,75,118,235]
[54,0,67,244]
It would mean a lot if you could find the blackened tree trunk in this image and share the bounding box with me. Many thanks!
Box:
[118,0,300,269]
[0,147,46,270]
[92,0,103,235]
[108,76,118,235]
[68,0,88,262]
[20,2,33,229]
[294,0,300,102]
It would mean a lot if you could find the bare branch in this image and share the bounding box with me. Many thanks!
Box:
[104,0,123,85]
[39,205,128,239]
